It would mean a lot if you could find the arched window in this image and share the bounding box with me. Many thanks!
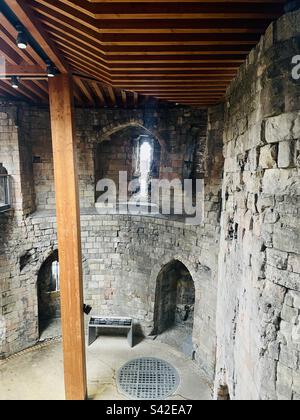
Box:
[139,141,152,198]
[132,134,160,202]
[0,163,11,212]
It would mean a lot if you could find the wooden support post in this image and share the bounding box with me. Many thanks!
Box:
[48,74,87,401]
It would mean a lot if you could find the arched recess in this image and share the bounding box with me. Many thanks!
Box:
[36,247,92,339]
[94,123,164,203]
[97,121,167,152]
[152,259,195,356]
[37,250,60,337]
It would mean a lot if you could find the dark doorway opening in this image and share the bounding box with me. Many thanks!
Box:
[217,385,231,400]
[37,250,61,339]
[153,260,195,357]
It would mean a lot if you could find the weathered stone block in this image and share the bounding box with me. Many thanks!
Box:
[256,194,275,213]
[285,290,300,309]
[292,323,300,345]
[276,363,293,400]
[273,226,300,255]
[281,304,299,324]
[278,141,295,168]
[263,208,280,224]
[266,264,300,291]
[266,249,288,270]
[288,254,300,274]
[293,372,300,395]
[262,169,300,195]
[265,113,300,143]
[259,144,278,169]
[279,347,298,370]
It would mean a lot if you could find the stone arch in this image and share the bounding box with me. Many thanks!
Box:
[94,121,166,203]
[151,258,196,357]
[37,249,60,336]
[35,244,91,338]
[97,120,167,153]
[149,254,199,301]
[0,164,8,175]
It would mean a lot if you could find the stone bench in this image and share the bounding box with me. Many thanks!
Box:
[88,316,134,348]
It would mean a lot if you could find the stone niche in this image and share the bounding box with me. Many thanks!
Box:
[153,260,195,335]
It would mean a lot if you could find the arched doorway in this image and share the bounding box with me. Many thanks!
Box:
[37,250,61,339]
[153,260,195,357]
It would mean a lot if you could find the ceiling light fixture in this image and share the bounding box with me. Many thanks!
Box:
[46,62,57,78]
[16,26,28,50]
[11,76,20,89]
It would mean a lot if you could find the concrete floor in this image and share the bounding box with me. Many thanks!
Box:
[39,318,61,341]
[156,324,194,358]
[0,336,212,400]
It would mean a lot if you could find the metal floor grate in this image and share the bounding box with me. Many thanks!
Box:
[117,357,180,400]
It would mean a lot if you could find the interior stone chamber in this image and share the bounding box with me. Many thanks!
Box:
[0,8,300,400]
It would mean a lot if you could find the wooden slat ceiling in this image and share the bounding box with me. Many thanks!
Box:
[0,0,285,107]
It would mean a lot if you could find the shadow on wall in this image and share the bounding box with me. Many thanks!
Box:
[37,250,60,337]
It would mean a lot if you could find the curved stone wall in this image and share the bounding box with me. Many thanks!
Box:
[25,211,218,381]
[0,102,222,386]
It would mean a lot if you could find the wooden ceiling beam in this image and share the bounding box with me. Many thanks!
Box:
[0,14,45,67]
[1,79,43,101]
[0,64,45,77]
[114,81,230,86]
[33,79,48,94]
[1,0,284,108]
[51,34,246,64]
[38,12,265,38]
[5,0,69,72]
[74,76,95,105]
[0,28,24,64]
[33,10,261,45]
[30,2,276,30]
[105,58,245,64]
[87,0,284,3]
[130,88,227,93]
[29,0,99,31]
[22,79,48,100]
[104,85,117,107]
[110,70,236,76]
[73,84,85,106]
[60,53,112,81]
[90,81,105,106]
[92,14,279,20]
[0,81,22,98]
[121,90,127,108]
[29,0,282,21]
[43,22,252,63]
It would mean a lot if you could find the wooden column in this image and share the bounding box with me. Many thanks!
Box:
[48,74,87,401]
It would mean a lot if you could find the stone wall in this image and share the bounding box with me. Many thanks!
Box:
[0,104,37,358]
[215,9,300,400]
[0,102,223,384]
[25,106,207,211]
